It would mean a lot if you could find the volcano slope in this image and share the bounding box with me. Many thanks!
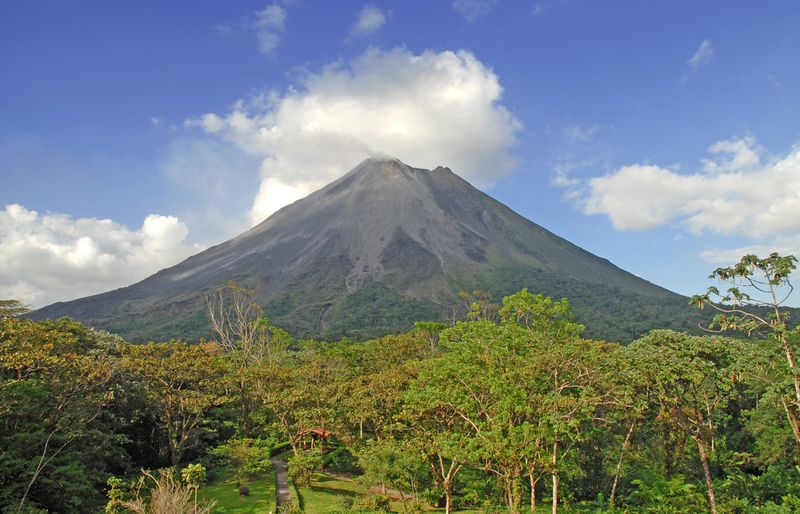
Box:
[32,159,704,343]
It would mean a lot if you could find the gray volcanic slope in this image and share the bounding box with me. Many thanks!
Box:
[32,158,702,343]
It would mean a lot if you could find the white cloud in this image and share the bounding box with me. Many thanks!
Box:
[579,136,800,258]
[351,5,388,36]
[700,235,800,264]
[688,39,714,70]
[0,204,201,307]
[186,48,521,225]
[452,0,498,22]
[253,3,286,54]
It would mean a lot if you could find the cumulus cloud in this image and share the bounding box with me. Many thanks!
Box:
[351,5,388,36]
[580,136,800,259]
[0,204,201,307]
[452,0,498,22]
[688,39,714,69]
[186,48,521,225]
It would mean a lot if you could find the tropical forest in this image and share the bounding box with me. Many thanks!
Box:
[2,253,800,514]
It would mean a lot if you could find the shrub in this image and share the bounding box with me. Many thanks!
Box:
[278,499,302,514]
[122,468,216,514]
[288,453,323,488]
[353,493,391,512]
[325,445,360,474]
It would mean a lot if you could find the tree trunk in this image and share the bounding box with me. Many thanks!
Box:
[610,421,635,506]
[695,437,718,514]
[444,477,453,514]
[551,441,558,514]
[780,337,800,448]
[18,431,71,513]
[781,397,800,449]
[528,466,538,513]
[504,468,523,514]
[170,436,183,466]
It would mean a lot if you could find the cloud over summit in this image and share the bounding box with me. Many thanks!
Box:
[187,48,522,225]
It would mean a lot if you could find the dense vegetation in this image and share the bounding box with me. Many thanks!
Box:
[2,254,799,513]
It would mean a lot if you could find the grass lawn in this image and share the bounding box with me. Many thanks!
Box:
[295,473,363,513]
[198,467,276,513]
[296,473,450,513]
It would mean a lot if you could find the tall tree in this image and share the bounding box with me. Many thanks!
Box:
[409,290,608,514]
[207,282,290,436]
[405,371,469,514]
[0,318,117,512]
[691,253,800,448]
[627,330,740,514]
[123,342,228,466]
[500,289,611,514]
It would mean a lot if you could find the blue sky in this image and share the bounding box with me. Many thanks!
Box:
[1,0,799,307]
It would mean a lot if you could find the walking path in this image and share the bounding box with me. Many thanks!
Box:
[271,456,291,508]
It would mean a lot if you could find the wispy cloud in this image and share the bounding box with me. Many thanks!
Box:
[452,0,498,22]
[214,2,288,55]
[687,39,714,70]
[350,4,389,37]
[563,124,608,143]
[253,3,286,54]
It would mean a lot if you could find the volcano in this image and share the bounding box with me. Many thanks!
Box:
[32,159,701,342]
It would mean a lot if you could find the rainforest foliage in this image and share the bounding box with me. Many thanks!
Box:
[2,254,800,513]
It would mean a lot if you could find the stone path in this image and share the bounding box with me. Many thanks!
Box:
[271,456,291,508]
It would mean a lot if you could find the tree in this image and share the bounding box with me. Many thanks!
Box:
[123,342,228,466]
[627,330,741,514]
[409,290,608,514]
[405,373,470,514]
[413,321,448,352]
[211,438,272,484]
[0,317,117,512]
[287,452,323,488]
[355,437,428,508]
[207,282,291,436]
[414,319,535,512]
[0,300,29,318]
[691,252,800,449]
[181,463,208,514]
[499,289,610,514]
